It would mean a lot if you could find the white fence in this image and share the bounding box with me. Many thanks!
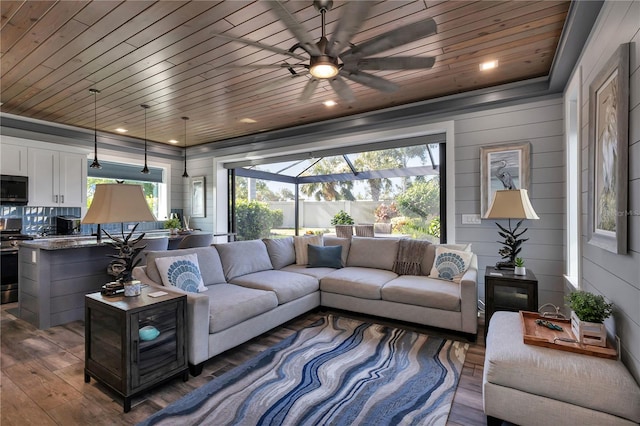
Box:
[265,200,393,228]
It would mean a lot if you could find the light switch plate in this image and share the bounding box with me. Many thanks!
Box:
[462,214,482,224]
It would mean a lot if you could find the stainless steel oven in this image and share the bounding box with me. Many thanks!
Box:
[0,218,33,304]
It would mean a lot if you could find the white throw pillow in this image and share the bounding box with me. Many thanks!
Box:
[293,235,323,265]
[155,253,206,293]
[428,247,473,283]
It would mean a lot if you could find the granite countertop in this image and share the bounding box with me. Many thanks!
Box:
[19,230,206,250]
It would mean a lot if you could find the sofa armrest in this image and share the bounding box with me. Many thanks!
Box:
[133,266,211,366]
[459,254,479,334]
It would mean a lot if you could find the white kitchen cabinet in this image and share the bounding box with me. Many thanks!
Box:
[1,144,28,176]
[28,148,86,207]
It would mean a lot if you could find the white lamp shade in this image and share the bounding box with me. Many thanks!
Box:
[483,189,540,220]
[82,184,157,224]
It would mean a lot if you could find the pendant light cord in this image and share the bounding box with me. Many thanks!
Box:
[182,116,189,178]
[89,89,102,169]
[141,104,150,174]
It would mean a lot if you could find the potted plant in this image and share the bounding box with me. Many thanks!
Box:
[566,290,613,347]
[514,257,526,275]
[331,210,354,226]
[164,217,181,234]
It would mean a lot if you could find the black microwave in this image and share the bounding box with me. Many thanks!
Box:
[0,175,28,205]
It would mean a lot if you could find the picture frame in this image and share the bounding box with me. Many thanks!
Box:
[191,176,206,218]
[587,43,629,254]
[480,141,531,217]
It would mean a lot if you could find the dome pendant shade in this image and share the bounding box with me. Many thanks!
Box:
[141,104,150,174]
[89,89,102,169]
[182,116,189,178]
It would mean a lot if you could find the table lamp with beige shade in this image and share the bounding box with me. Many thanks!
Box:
[483,189,539,270]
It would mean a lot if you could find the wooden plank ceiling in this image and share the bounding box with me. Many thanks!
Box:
[0,0,570,147]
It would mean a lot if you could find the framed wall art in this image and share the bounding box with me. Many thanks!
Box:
[191,176,206,218]
[587,43,629,254]
[480,141,531,217]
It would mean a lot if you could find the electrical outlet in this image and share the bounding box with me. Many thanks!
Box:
[462,214,482,224]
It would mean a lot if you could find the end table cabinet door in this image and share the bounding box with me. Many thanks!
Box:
[130,300,186,390]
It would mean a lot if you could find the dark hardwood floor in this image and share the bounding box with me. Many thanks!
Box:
[0,302,487,425]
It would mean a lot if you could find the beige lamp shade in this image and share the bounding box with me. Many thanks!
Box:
[483,189,540,220]
[82,183,157,224]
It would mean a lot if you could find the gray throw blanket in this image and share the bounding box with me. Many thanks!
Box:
[393,239,430,275]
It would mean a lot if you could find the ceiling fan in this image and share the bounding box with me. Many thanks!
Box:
[217,0,437,102]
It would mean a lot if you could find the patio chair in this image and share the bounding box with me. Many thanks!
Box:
[355,224,375,237]
[335,225,353,239]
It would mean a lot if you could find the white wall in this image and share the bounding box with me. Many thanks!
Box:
[453,97,566,307]
[570,0,640,381]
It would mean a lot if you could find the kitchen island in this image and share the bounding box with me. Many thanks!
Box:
[16,232,218,329]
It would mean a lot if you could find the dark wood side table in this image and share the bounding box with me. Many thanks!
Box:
[485,266,538,339]
[84,287,188,412]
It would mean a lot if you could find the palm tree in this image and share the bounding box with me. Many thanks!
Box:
[299,157,355,201]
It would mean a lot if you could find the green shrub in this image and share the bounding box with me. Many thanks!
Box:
[331,210,354,225]
[236,200,283,240]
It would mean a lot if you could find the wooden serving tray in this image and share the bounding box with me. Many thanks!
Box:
[520,311,618,360]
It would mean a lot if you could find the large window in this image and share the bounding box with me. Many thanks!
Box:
[229,139,445,242]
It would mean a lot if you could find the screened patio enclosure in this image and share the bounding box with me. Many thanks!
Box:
[225,134,446,243]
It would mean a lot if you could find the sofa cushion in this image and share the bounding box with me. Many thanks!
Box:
[307,244,343,269]
[428,247,473,283]
[202,284,278,333]
[280,264,337,279]
[382,275,460,311]
[145,247,226,286]
[263,237,295,269]
[215,240,273,280]
[230,270,319,304]
[347,237,399,271]
[320,267,397,300]
[323,236,350,266]
[154,253,207,293]
[422,243,472,276]
[293,235,323,265]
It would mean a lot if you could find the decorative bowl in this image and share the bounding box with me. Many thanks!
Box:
[139,325,160,341]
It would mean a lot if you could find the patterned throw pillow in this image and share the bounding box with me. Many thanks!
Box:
[293,235,323,265]
[155,253,206,293]
[428,247,473,283]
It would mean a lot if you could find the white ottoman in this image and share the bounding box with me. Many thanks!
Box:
[483,311,640,426]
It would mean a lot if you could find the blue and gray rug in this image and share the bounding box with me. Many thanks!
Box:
[139,315,468,426]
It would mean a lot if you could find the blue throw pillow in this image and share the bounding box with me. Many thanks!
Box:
[307,244,342,269]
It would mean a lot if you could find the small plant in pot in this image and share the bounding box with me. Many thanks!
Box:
[331,210,354,226]
[566,290,613,347]
[164,217,181,234]
[514,257,526,275]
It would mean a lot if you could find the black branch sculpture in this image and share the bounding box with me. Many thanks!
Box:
[495,219,528,269]
[104,223,147,283]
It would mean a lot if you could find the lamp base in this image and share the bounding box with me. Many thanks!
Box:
[495,261,515,270]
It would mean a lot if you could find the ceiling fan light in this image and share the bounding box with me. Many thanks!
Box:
[309,56,339,79]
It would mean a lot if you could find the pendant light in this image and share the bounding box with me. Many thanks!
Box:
[182,116,189,178]
[89,89,102,169]
[140,104,150,174]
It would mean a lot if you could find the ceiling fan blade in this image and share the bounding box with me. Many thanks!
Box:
[211,33,307,61]
[327,2,372,57]
[340,70,398,93]
[268,0,322,56]
[219,63,308,69]
[354,56,435,70]
[299,78,319,102]
[341,18,437,60]
[328,76,355,103]
[255,72,309,95]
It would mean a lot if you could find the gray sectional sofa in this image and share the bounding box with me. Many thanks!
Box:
[133,236,478,376]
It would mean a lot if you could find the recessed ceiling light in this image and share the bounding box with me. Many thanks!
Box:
[169,140,179,144]
[240,118,257,123]
[479,60,499,71]
[115,128,128,133]
[323,100,337,107]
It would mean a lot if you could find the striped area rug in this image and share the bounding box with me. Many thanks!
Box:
[139,315,468,426]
